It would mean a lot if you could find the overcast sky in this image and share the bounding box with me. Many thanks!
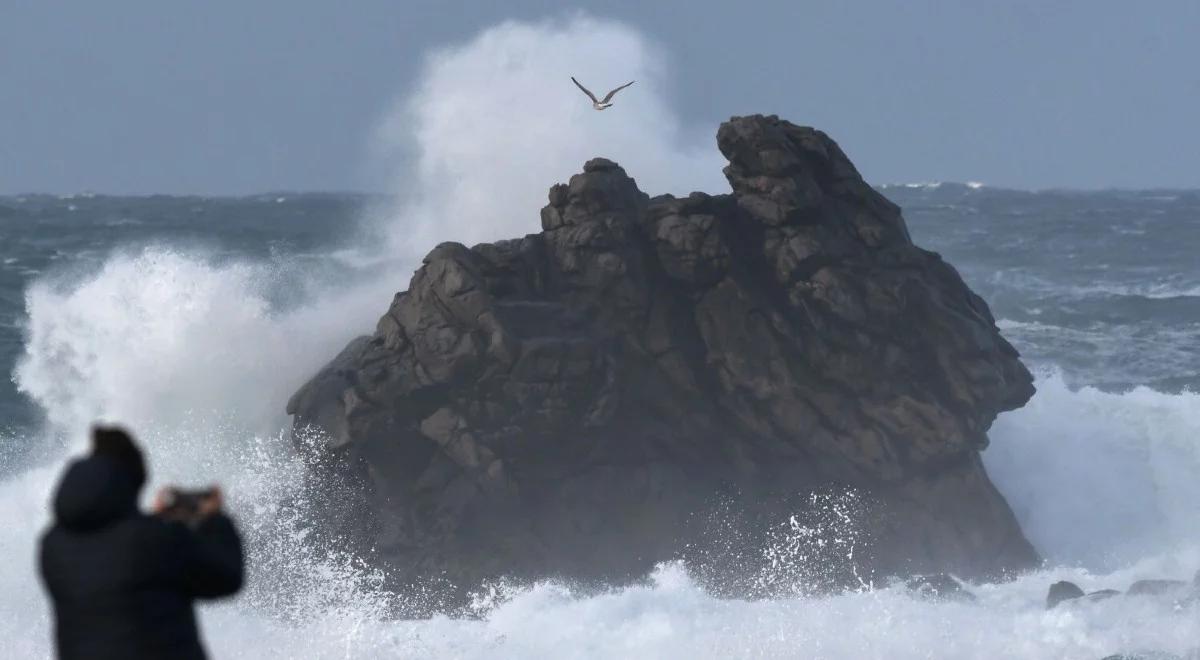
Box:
[2,0,1198,194]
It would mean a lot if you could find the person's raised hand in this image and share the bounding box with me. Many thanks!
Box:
[197,486,223,519]
[152,486,174,516]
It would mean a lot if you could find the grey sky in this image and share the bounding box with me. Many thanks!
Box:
[2,0,1198,194]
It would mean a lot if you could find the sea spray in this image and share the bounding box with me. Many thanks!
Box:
[756,491,875,596]
[14,247,393,438]
[986,371,1200,570]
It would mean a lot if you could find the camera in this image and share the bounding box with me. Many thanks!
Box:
[158,487,217,521]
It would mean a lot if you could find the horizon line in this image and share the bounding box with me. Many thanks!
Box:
[5,183,1200,200]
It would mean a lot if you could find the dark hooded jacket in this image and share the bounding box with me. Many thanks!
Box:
[39,456,243,660]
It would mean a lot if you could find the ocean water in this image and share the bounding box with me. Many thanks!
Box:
[1,186,1198,659]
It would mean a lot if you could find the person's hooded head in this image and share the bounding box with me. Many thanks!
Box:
[51,426,147,531]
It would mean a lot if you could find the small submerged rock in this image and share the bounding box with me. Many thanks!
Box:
[1127,579,1189,597]
[1047,572,1200,611]
[1186,570,1200,605]
[1047,580,1085,609]
[905,573,977,603]
[1100,653,1189,660]
[1046,580,1123,609]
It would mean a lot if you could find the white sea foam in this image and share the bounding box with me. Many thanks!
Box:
[1072,281,1200,300]
[985,372,1200,571]
[991,270,1200,300]
[881,181,989,192]
[193,559,1199,659]
[14,247,391,437]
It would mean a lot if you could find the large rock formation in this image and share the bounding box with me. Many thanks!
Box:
[288,115,1039,600]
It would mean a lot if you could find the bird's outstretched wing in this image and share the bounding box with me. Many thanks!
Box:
[571,77,599,103]
[601,81,635,103]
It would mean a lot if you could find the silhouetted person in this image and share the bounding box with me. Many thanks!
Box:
[39,426,243,660]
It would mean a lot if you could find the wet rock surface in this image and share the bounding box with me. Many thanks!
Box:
[1046,574,1200,611]
[1047,580,1087,609]
[288,114,1040,600]
[906,573,977,602]
[1127,579,1189,597]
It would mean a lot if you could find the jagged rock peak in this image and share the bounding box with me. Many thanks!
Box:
[717,114,864,183]
[582,157,622,172]
[540,156,648,231]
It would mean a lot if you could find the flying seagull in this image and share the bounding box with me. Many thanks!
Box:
[571,77,635,110]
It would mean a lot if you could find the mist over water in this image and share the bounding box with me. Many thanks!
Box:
[1,16,1198,659]
[371,14,725,257]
